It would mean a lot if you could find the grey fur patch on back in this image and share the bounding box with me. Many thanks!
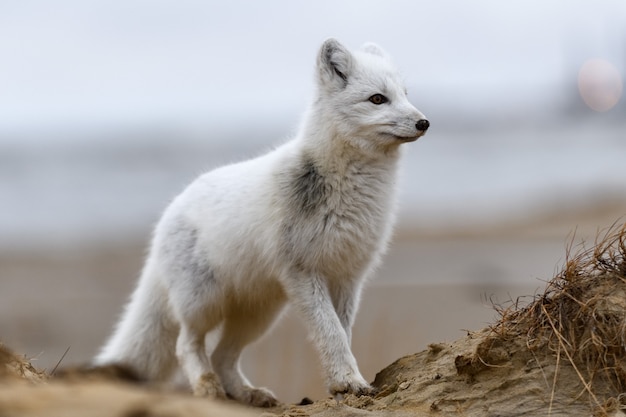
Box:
[161,218,214,282]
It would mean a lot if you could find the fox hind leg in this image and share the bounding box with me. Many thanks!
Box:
[159,220,227,397]
[211,296,285,407]
[175,321,225,398]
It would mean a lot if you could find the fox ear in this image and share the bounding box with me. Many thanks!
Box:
[361,42,389,60]
[317,38,354,90]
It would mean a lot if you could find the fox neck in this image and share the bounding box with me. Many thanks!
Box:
[299,104,402,178]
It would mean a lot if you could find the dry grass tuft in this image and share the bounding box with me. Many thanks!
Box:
[492,222,626,412]
[0,343,47,383]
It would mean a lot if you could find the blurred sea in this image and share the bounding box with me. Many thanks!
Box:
[1,117,625,251]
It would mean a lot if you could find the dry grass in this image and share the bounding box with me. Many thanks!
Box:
[492,222,626,415]
[0,343,47,383]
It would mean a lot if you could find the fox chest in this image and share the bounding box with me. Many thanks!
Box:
[279,161,394,276]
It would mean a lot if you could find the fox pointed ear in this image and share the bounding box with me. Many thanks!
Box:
[317,38,354,90]
[361,42,389,60]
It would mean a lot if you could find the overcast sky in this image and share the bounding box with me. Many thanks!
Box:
[1,0,624,134]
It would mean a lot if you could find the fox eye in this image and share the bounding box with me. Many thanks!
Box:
[368,94,388,105]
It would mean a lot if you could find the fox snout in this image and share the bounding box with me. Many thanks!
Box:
[416,119,430,132]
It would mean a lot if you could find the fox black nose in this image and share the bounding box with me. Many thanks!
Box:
[416,119,430,132]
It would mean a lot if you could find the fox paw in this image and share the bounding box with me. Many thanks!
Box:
[193,372,226,399]
[329,375,376,399]
[229,386,278,408]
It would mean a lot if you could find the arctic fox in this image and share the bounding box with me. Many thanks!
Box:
[95,38,429,407]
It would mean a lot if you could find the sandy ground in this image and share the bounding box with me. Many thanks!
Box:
[3,218,626,417]
[2,202,624,404]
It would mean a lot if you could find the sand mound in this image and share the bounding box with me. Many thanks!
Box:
[2,223,626,417]
[271,224,626,417]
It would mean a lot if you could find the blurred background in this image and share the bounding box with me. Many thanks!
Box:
[1,0,625,402]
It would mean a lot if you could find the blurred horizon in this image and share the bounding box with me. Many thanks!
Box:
[1,0,625,250]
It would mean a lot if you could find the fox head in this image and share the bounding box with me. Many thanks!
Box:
[313,38,429,154]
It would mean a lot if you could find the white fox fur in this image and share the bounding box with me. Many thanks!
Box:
[95,38,428,407]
